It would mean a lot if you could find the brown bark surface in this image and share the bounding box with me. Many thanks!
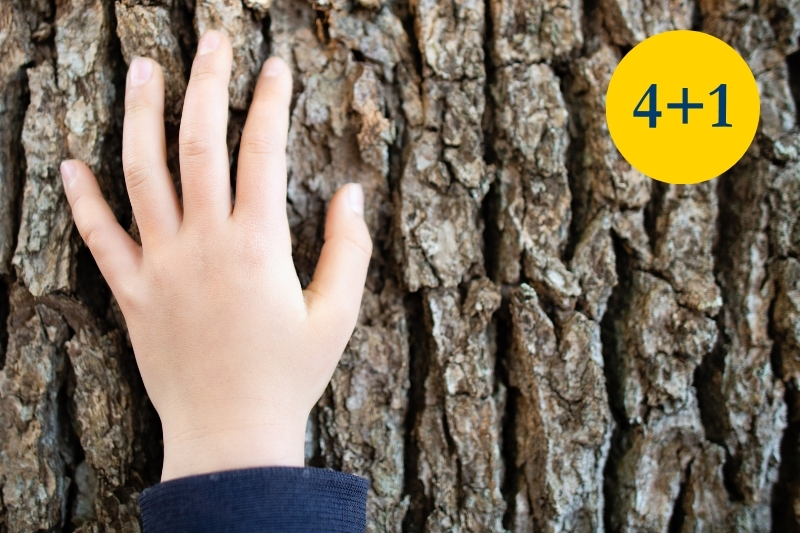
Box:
[1,0,799,531]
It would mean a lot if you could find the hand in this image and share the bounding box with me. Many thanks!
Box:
[59,31,372,481]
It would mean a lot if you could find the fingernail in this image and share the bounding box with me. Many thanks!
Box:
[346,184,364,216]
[60,160,77,188]
[262,57,285,77]
[197,31,221,56]
[129,57,153,87]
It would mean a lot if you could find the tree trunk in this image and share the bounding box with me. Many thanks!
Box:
[0,0,799,531]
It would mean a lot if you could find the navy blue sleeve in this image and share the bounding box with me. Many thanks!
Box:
[138,467,368,533]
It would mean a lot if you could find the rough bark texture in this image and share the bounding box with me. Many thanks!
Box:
[1,0,799,531]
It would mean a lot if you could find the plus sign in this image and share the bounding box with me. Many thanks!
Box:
[667,88,704,124]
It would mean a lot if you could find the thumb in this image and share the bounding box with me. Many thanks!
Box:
[304,183,372,338]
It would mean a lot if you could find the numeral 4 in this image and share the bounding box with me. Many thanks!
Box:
[633,84,662,128]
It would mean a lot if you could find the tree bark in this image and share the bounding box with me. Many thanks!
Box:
[0,0,799,531]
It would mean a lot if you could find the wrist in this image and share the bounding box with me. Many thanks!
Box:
[160,417,307,481]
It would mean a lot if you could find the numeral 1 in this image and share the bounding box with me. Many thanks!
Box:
[710,84,732,127]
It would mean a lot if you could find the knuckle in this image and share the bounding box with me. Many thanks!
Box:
[312,299,358,345]
[80,218,104,251]
[123,159,153,193]
[69,193,92,227]
[304,286,334,321]
[255,83,287,106]
[180,128,215,158]
[189,63,219,84]
[114,278,145,313]
[340,227,373,258]
[124,91,152,116]
[240,134,282,157]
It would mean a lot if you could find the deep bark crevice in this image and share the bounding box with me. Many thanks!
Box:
[788,50,800,124]
[74,247,111,330]
[696,176,725,449]
[9,68,29,280]
[769,255,800,531]
[772,382,800,533]
[722,448,746,502]
[482,180,502,282]
[395,0,423,80]
[667,459,691,533]
[600,233,635,425]
[580,0,602,51]
[104,0,132,221]
[174,0,199,79]
[228,109,248,197]
[0,278,10,370]
[401,291,433,533]
[493,294,520,531]
[482,0,500,283]
[262,13,272,56]
[643,179,667,254]
[313,7,330,44]
[600,233,636,533]
[691,0,704,31]
[694,326,731,445]
[697,168,731,448]
[561,67,586,265]
[61,353,84,533]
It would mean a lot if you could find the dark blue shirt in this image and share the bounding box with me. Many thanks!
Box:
[139,467,368,532]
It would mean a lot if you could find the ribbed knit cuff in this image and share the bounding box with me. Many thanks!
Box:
[139,467,368,533]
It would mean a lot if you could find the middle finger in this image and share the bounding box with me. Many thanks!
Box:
[179,30,233,228]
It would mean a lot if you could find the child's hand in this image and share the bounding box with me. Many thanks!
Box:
[59,31,372,481]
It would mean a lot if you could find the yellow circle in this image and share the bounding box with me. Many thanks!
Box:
[606,30,759,184]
